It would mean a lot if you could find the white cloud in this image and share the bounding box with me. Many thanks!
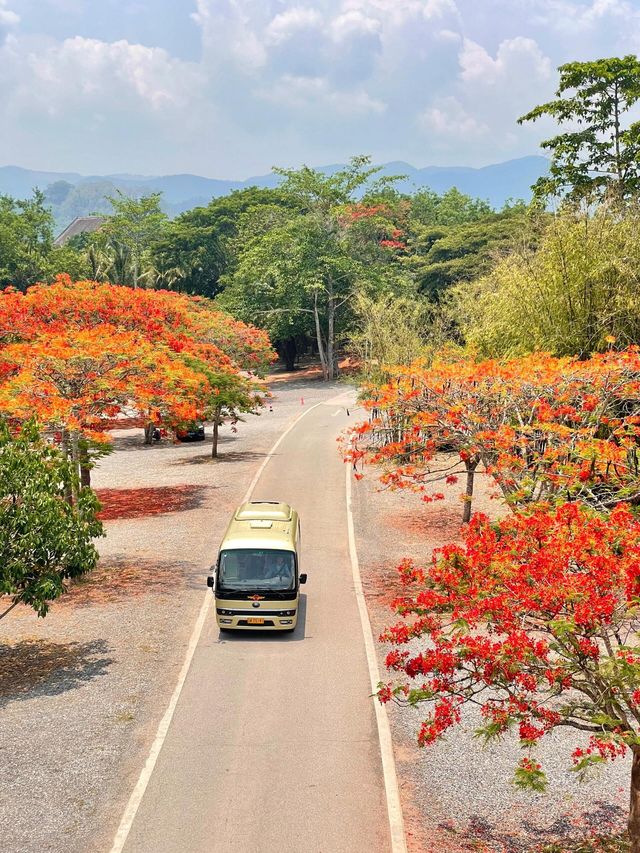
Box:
[265,7,324,45]
[420,95,488,137]
[257,73,386,114]
[1,0,637,177]
[460,36,552,84]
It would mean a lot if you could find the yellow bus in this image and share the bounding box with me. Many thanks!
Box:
[207,501,306,632]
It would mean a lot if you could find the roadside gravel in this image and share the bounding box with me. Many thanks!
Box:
[352,458,629,853]
[0,372,344,853]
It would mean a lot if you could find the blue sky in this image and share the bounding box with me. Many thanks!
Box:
[1,0,638,178]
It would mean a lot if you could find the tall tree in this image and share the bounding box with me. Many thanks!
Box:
[221,157,410,380]
[101,192,168,288]
[0,191,55,290]
[519,56,640,200]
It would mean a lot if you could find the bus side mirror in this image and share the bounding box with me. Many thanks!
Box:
[299,573,307,585]
[206,576,214,588]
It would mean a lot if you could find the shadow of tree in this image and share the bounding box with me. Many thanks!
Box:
[440,801,627,852]
[59,557,198,607]
[0,639,113,707]
[174,451,270,466]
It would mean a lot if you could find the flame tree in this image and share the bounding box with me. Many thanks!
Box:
[0,276,275,488]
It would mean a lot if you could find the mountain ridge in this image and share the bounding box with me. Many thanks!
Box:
[0,156,549,231]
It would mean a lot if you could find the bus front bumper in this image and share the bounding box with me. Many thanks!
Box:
[215,606,298,631]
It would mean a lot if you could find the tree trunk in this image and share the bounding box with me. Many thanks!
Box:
[144,421,155,445]
[70,430,80,505]
[60,429,73,505]
[462,457,479,524]
[282,337,297,371]
[313,291,329,381]
[79,442,91,489]
[326,278,337,381]
[211,408,220,459]
[630,747,640,853]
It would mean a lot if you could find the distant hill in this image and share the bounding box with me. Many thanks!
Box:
[0,157,549,232]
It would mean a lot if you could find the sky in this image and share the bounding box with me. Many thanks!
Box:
[0,0,638,178]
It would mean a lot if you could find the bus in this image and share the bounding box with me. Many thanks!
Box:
[207,501,306,632]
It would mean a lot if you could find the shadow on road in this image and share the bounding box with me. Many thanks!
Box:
[217,593,308,644]
[0,638,113,708]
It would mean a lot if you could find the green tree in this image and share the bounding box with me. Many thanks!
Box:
[519,56,640,200]
[153,187,295,297]
[220,157,410,380]
[454,201,640,357]
[0,419,103,619]
[101,191,168,288]
[0,191,55,290]
[404,205,531,298]
[409,187,493,227]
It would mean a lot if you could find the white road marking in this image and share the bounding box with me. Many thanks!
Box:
[332,408,341,416]
[109,397,330,853]
[346,464,408,853]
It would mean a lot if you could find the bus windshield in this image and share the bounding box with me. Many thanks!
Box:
[218,549,296,591]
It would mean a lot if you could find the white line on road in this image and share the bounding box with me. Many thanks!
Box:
[346,464,408,853]
[109,397,329,853]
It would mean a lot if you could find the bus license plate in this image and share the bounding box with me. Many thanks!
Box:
[247,617,265,625]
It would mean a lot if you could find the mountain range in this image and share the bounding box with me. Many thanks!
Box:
[0,156,549,232]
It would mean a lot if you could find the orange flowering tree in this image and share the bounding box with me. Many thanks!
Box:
[349,349,640,521]
[0,276,276,487]
[380,503,640,850]
[349,346,640,847]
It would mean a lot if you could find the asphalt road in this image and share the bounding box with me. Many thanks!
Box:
[118,392,391,853]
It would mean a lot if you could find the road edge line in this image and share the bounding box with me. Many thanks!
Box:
[109,396,330,853]
[346,463,408,853]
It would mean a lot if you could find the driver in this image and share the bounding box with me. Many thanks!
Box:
[266,554,291,581]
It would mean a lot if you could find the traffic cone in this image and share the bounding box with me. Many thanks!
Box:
[301,397,304,405]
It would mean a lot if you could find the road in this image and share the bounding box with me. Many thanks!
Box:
[117,392,392,853]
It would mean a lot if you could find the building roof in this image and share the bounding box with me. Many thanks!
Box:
[54,215,105,247]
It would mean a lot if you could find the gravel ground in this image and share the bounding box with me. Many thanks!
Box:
[352,458,630,853]
[0,371,345,853]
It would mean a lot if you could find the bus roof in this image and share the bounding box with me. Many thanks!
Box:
[220,501,298,552]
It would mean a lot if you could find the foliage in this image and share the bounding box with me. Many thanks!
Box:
[404,204,533,298]
[379,502,640,789]
[349,348,640,519]
[0,277,275,479]
[0,192,55,290]
[99,191,168,288]
[152,187,296,297]
[0,419,103,618]
[220,156,412,380]
[408,187,493,227]
[350,293,434,383]
[519,56,640,201]
[455,201,640,358]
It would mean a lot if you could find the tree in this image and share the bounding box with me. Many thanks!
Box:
[152,187,296,297]
[0,419,103,619]
[100,192,168,288]
[0,192,55,290]
[408,187,493,227]
[0,277,276,476]
[221,157,411,380]
[349,348,640,521]
[455,201,640,358]
[519,56,640,200]
[378,502,640,852]
[404,204,532,299]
